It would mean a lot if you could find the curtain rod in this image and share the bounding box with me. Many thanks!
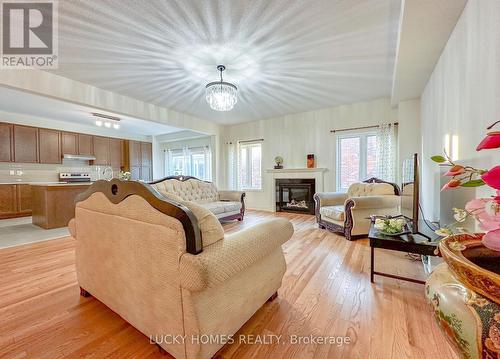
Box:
[330,122,398,133]
[238,138,264,144]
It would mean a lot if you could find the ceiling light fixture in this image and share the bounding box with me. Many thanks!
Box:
[205,65,238,111]
[92,113,121,130]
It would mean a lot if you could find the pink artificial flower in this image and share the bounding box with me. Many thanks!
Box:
[465,198,500,232]
[444,165,465,177]
[482,166,500,190]
[495,190,500,205]
[476,131,500,151]
[441,179,461,190]
[482,229,500,251]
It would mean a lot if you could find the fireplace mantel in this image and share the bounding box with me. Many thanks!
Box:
[267,168,327,212]
[265,168,327,173]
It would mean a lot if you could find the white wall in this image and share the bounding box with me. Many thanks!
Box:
[398,98,421,166]
[219,98,420,211]
[421,0,500,221]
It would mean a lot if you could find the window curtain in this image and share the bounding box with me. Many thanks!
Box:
[375,123,397,182]
[164,146,211,180]
[226,141,238,189]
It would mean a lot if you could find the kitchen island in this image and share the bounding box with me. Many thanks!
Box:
[31,183,92,229]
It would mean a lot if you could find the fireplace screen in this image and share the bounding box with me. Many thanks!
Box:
[276,179,315,214]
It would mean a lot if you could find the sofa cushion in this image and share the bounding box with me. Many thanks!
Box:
[156,191,224,248]
[200,201,241,215]
[347,182,395,197]
[152,178,218,203]
[320,205,345,221]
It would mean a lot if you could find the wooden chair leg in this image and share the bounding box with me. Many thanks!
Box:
[80,287,91,297]
[267,291,278,302]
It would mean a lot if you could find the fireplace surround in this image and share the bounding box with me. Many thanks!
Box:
[275,178,315,214]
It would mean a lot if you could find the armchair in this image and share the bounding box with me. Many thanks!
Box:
[71,179,293,359]
[314,178,400,240]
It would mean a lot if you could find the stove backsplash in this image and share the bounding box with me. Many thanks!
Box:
[0,159,118,183]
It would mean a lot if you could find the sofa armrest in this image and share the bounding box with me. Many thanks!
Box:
[68,218,76,238]
[313,192,348,207]
[218,190,245,202]
[349,195,400,209]
[179,217,293,291]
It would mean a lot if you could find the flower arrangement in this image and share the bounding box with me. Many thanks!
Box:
[432,120,500,251]
[117,171,131,181]
[374,217,407,235]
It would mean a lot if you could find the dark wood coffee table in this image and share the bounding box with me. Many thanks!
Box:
[369,221,440,284]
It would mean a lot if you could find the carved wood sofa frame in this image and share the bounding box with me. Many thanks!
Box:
[313,177,401,241]
[75,179,203,254]
[149,175,246,222]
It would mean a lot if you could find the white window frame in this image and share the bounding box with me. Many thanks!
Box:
[238,141,262,191]
[336,131,377,192]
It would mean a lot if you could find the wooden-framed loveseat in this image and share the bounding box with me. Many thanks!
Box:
[314,177,401,240]
[150,176,246,222]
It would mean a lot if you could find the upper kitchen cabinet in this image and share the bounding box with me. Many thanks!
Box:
[38,128,61,164]
[0,123,13,162]
[141,142,152,167]
[92,136,110,165]
[109,138,122,169]
[129,141,141,167]
[61,132,78,155]
[13,125,38,163]
[78,134,93,156]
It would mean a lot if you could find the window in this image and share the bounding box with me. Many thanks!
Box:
[336,133,377,191]
[165,146,212,181]
[238,141,262,190]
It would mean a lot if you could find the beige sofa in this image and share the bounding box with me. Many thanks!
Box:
[70,179,293,359]
[314,178,400,240]
[151,176,246,221]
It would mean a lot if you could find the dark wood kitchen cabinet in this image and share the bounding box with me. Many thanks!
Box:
[17,184,32,215]
[141,142,152,167]
[13,125,38,163]
[78,134,93,156]
[0,184,32,219]
[0,184,17,218]
[124,140,152,181]
[61,132,78,155]
[38,128,61,164]
[109,138,122,169]
[0,123,13,162]
[92,136,110,165]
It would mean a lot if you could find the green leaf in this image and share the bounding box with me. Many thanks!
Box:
[431,155,446,163]
[460,179,485,187]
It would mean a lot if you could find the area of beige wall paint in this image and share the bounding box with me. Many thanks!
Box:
[0,110,151,142]
[220,98,421,211]
[0,70,220,136]
[421,0,500,221]
[398,98,421,166]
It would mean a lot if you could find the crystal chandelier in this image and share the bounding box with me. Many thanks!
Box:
[205,65,238,111]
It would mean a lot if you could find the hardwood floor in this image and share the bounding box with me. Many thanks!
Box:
[0,211,457,359]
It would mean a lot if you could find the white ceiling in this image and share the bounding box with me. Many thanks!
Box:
[0,87,184,136]
[50,0,402,124]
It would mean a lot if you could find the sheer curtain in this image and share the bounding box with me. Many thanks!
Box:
[164,146,211,181]
[226,141,237,189]
[375,123,397,182]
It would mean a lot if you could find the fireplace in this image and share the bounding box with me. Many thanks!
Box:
[275,178,315,215]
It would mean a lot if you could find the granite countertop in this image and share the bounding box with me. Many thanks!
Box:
[30,182,94,187]
[0,181,93,185]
